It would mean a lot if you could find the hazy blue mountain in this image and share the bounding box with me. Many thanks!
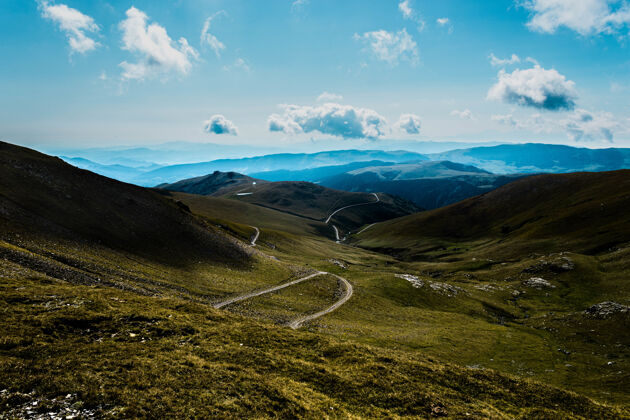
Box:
[250,160,401,182]
[134,150,428,186]
[321,161,528,210]
[429,143,630,174]
[48,142,280,167]
[60,157,161,184]
[343,161,491,181]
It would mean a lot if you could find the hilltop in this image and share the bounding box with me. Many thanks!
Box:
[158,171,265,196]
[354,170,630,259]
[160,173,422,235]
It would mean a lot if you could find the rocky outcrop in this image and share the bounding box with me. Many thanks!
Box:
[584,302,629,319]
[522,277,555,289]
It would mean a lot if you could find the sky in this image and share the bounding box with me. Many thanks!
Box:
[2,0,630,150]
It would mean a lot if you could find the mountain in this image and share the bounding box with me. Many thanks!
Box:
[354,170,630,259]
[132,150,428,186]
[341,160,491,180]
[60,156,161,184]
[0,141,249,266]
[160,173,422,235]
[321,161,528,210]
[430,143,630,174]
[158,171,265,196]
[249,160,399,182]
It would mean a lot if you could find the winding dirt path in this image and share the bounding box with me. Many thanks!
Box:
[324,193,380,224]
[325,193,379,243]
[250,226,260,246]
[288,274,353,329]
[213,271,353,328]
[213,271,326,309]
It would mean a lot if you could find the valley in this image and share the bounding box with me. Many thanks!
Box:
[1,141,629,418]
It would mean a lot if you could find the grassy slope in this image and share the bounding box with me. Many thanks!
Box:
[1,253,627,419]
[0,142,249,267]
[1,144,629,417]
[354,170,630,259]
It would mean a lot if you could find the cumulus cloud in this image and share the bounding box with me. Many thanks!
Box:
[204,115,238,135]
[317,92,343,102]
[201,11,226,58]
[396,114,422,134]
[451,109,475,120]
[492,109,617,142]
[119,7,199,81]
[354,29,419,66]
[521,0,630,36]
[268,103,388,139]
[39,1,99,54]
[489,53,520,67]
[487,65,577,111]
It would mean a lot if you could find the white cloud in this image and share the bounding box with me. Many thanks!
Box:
[451,109,476,120]
[317,92,343,102]
[487,65,577,111]
[354,29,419,66]
[492,109,617,142]
[489,53,521,67]
[436,17,453,32]
[119,7,199,81]
[521,0,630,36]
[201,11,226,58]
[396,114,422,134]
[563,109,616,142]
[39,1,99,54]
[204,115,238,135]
[268,102,388,139]
[398,0,425,30]
[399,0,413,19]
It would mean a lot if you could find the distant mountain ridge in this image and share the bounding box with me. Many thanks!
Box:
[320,161,528,210]
[132,150,428,186]
[430,143,630,174]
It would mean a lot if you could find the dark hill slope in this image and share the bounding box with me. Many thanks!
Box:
[158,171,265,196]
[0,142,249,266]
[355,170,630,259]
[161,174,422,234]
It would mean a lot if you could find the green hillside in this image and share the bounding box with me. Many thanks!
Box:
[1,143,629,417]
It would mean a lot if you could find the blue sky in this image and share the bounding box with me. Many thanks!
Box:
[2,0,630,149]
